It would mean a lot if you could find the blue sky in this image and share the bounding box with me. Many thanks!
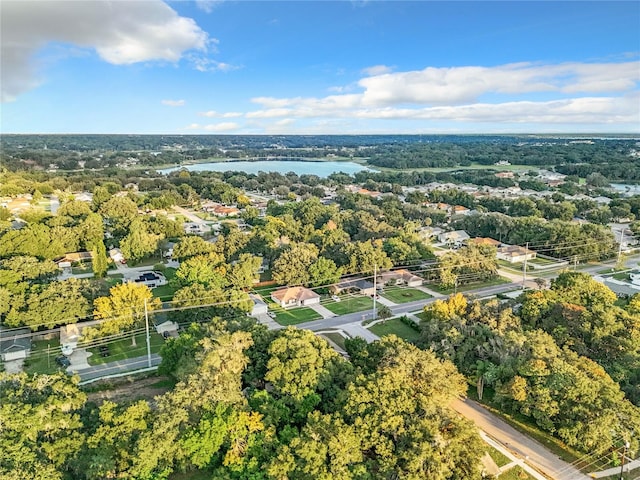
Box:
[1,1,639,134]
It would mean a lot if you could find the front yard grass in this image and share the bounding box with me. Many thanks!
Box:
[24,339,62,375]
[272,306,322,326]
[86,333,165,366]
[369,318,421,342]
[485,445,511,468]
[325,296,373,315]
[381,287,431,304]
[152,284,180,300]
[430,276,511,295]
[320,332,348,351]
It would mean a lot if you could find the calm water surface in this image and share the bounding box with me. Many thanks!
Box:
[158,160,373,177]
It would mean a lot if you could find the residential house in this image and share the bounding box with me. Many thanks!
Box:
[330,278,376,296]
[131,271,167,288]
[55,251,94,268]
[213,205,241,217]
[451,205,471,216]
[183,222,208,235]
[60,320,102,355]
[378,269,423,288]
[271,286,321,308]
[437,230,470,247]
[497,245,537,263]
[109,248,125,264]
[467,237,502,248]
[0,327,31,362]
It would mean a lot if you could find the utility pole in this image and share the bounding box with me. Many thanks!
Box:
[372,263,377,320]
[144,298,151,368]
[522,242,529,290]
[620,441,630,480]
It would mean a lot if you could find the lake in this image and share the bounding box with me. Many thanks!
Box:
[157,160,373,177]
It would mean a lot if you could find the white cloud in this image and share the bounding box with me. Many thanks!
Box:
[195,0,223,13]
[231,60,639,130]
[190,56,240,73]
[186,122,240,132]
[199,110,243,118]
[162,99,185,107]
[361,65,392,76]
[357,61,640,106]
[1,0,208,102]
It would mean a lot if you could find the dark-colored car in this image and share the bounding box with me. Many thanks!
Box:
[99,345,110,357]
[55,355,71,367]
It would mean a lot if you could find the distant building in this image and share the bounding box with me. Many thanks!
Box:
[331,278,376,296]
[467,237,502,248]
[437,230,470,247]
[497,245,537,263]
[378,269,423,288]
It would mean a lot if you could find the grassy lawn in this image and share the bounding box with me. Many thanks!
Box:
[369,318,421,342]
[430,276,511,295]
[272,306,321,326]
[86,333,165,366]
[485,445,511,468]
[528,256,559,266]
[498,466,535,480]
[381,287,431,304]
[325,296,373,315]
[24,339,62,375]
[321,332,348,350]
[612,272,631,281]
[597,267,629,275]
[152,284,180,300]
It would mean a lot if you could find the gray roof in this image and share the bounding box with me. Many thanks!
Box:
[336,278,374,291]
[0,328,31,353]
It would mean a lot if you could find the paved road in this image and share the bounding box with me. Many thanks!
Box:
[452,399,590,480]
[297,281,521,332]
[78,354,161,382]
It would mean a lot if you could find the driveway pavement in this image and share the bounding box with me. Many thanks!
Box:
[67,349,92,372]
[309,303,337,319]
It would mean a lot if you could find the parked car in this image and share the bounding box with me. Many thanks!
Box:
[98,345,110,357]
[267,311,277,319]
[331,295,341,302]
[55,355,71,367]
